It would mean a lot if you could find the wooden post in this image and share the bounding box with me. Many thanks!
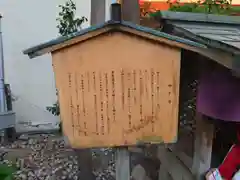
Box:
[121,0,140,24]
[64,136,95,179]
[157,145,193,180]
[91,0,106,25]
[81,1,106,178]
[75,149,96,180]
[158,165,171,180]
[116,147,130,180]
[192,113,214,180]
[113,0,138,179]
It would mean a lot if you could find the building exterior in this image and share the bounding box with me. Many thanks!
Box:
[0,0,137,132]
[0,0,91,131]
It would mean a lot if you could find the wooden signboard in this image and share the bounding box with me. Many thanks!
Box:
[52,33,180,148]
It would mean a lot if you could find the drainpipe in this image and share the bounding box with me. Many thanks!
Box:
[0,15,6,113]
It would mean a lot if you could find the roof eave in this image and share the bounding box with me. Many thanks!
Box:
[23,20,206,59]
[170,24,240,54]
[159,11,240,25]
[23,21,120,58]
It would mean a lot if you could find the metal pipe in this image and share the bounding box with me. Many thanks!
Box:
[111,3,122,22]
[0,15,7,113]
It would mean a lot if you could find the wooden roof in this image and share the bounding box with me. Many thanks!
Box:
[23,20,205,58]
[160,11,240,25]
[152,11,240,70]
[160,11,240,54]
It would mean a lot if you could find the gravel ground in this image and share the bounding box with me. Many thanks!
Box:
[0,133,116,180]
[0,133,159,180]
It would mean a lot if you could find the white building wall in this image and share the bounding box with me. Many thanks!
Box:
[106,0,113,21]
[0,0,91,132]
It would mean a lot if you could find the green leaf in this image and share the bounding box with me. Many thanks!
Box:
[3,175,14,180]
[150,0,236,15]
[0,164,17,180]
[56,0,87,36]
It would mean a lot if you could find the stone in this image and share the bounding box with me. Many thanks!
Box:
[61,175,67,179]
[131,164,147,180]
[18,134,29,141]
[19,173,27,180]
[0,133,119,180]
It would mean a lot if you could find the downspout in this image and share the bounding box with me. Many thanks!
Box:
[0,15,6,113]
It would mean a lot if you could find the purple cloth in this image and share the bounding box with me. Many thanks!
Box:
[197,66,240,122]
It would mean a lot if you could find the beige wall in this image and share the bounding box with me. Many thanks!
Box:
[0,0,116,132]
[0,0,91,131]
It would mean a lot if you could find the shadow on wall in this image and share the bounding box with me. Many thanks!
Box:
[12,96,60,133]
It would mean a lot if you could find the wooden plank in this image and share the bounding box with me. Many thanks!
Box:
[74,149,95,180]
[128,146,144,154]
[121,0,140,24]
[157,146,193,180]
[52,32,181,148]
[191,113,214,180]
[116,148,130,180]
[27,27,112,58]
[167,147,193,170]
[158,165,172,180]
[232,54,240,77]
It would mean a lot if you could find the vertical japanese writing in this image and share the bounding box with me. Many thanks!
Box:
[93,72,98,135]
[84,122,87,136]
[127,72,131,128]
[87,72,90,92]
[150,69,155,132]
[145,70,148,97]
[65,68,165,140]
[74,73,81,135]
[133,70,137,105]
[168,84,172,104]
[77,105,80,136]
[81,75,86,117]
[99,72,104,135]
[112,71,116,122]
[68,73,74,136]
[139,70,143,123]
[121,69,125,109]
[105,73,110,134]
[156,72,160,110]
[75,73,79,101]
[81,74,86,136]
